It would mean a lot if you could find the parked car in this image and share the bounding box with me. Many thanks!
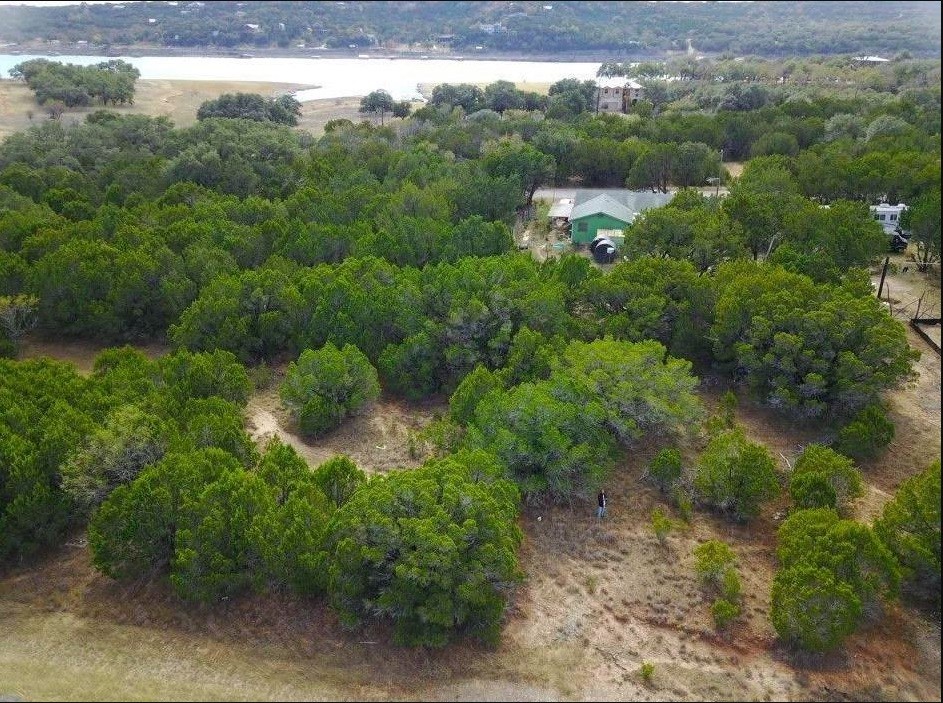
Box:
[890,227,910,253]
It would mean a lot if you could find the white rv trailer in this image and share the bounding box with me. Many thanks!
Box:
[869,203,907,233]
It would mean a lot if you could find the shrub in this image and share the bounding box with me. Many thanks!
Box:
[651,507,674,545]
[60,404,170,514]
[551,338,702,445]
[705,390,739,436]
[673,488,694,523]
[325,451,522,647]
[449,364,504,425]
[158,349,251,406]
[180,397,258,466]
[197,92,301,125]
[640,662,655,683]
[874,460,941,605]
[648,448,682,492]
[694,428,779,521]
[711,262,918,419]
[254,444,337,597]
[721,567,742,602]
[693,540,743,629]
[255,437,313,502]
[468,339,701,503]
[711,598,741,629]
[789,471,837,512]
[89,448,241,580]
[789,444,863,513]
[834,404,895,461]
[771,563,862,652]
[280,342,380,438]
[298,394,345,436]
[171,469,276,602]
[693,539,737,586]
[771,508,900,651]
[469,378,614,502]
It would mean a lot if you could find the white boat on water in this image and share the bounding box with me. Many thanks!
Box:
[358,54,371,59]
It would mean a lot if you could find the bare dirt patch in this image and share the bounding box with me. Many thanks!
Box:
[16,335,169,375]
[723,161,745,179]
[245,367,444,473]
[868,255,942,494]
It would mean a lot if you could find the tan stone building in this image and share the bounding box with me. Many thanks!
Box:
[595,77,644,114]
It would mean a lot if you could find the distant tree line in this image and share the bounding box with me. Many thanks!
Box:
[0,1,939,57]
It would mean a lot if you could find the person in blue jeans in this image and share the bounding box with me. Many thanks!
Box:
[597,490,607,519]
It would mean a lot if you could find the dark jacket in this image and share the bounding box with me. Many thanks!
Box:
[598,492,606,508]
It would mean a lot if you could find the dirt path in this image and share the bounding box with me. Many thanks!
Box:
[868,255,942,495]
[16,336,169,374]
[245,384,443,473]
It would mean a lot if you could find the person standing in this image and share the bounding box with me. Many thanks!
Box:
[597,489,607,519]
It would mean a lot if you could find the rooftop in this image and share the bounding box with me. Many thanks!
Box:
[597,76,644,90]
[571,190,674,223]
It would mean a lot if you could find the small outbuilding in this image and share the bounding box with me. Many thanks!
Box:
[548,198,574,228]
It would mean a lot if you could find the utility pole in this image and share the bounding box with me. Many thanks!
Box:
[877,256,890,300]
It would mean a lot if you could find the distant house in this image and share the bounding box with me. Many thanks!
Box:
[570,190,674,246]
[476,23,504,34]
[853,55,890,65]
[595,77,644,114]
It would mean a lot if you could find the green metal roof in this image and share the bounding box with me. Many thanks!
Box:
[570,194,635,223]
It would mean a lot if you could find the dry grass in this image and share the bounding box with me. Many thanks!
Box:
[723,161,745,179]
[294,95,426,135]
[17,336,169,375]
[245,364,444,473]
[0,79,416,140]
[0,78,319,140]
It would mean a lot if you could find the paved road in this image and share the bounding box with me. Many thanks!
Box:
[534,185,728,202]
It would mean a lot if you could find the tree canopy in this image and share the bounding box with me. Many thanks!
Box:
[197,93,302,126]
[325,451,522,647]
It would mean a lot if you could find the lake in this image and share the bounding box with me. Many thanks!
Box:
[0,54,601,101]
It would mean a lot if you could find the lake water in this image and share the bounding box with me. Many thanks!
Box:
[0,54,601,101]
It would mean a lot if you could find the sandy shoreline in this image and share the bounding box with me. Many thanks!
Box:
[1,43,666,64]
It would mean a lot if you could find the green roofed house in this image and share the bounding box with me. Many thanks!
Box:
[569,190,674,247]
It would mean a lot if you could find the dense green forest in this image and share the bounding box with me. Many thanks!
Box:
[0,51,940,652]
[0,1,939,57]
